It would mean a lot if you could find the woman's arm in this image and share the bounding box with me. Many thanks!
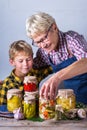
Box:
[56,58,87,81]
[40,58,87,99]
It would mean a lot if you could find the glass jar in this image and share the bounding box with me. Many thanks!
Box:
[24,76,37,92]
[39,97,55,120]
[24,91,39,117]
[55,104,63,120]
[23,94,36,119]
[56,89,76,110]
[25,90,39,117]
[7,89,23,112]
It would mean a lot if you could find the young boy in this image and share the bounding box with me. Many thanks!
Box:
[0,40,52,105]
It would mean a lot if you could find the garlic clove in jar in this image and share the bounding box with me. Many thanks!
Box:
[77,108,86,119]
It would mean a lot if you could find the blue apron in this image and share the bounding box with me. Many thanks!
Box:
[50,56,87,104]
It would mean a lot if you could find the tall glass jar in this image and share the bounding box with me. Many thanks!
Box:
[7,89,23,112]
[23,94,36,119]
[56,89,76,110]
[24,91,39,117]
[39,97,55,120]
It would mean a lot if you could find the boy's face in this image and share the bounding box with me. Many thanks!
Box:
[10,52,33,77]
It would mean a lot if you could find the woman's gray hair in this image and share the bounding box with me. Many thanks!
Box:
[26,12,56,38]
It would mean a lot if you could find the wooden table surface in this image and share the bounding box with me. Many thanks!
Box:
[0,117,87,130]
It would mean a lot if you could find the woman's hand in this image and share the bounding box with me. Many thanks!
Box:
[40,73,61,100]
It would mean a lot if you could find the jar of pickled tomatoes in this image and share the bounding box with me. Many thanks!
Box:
[24,76,37,92]
[56,89,76,110]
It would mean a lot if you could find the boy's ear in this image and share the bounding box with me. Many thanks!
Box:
[9,59,15,66]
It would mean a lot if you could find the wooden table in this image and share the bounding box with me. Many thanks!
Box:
[0,117,87,130]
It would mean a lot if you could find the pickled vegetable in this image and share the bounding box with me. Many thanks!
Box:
[7,89,23,112]
[23,94,36,119]
[39,98,55,119]
[56,89,76,110]
[7,95,22,112]
[56,96,75,110]
[24,101,36,119]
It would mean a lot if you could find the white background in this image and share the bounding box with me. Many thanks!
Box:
[0,0,87,80]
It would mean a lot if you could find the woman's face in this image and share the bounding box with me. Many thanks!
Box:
[32,24,59,54]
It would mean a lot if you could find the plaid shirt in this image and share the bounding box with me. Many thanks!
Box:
[33,30,87,66]
[0,66,52,105]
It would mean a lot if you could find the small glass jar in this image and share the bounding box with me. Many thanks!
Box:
[7,89,23,112]
[23,94,36,119]
[56,89,76,110]
[55,105,63,120]
[39,97,55,120]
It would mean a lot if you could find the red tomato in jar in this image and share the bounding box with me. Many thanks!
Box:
[24,83,37,92]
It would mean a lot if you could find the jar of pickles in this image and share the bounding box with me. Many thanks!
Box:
[24,91,39,117]
[56,89,76,110]
[39,97,55,120]
[23,94,36,119]
[7,89,23,112]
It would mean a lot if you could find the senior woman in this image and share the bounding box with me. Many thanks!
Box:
[26,12,87,104]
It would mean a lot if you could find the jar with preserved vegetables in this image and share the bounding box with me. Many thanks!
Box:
[25,90,39,117]
[7,89,23,112]
[23,94,36,119]
[24,91,39,117]
[56,89,76,110]
[39,97,55,120]
[24,76,37,92]
[55,104,63,120]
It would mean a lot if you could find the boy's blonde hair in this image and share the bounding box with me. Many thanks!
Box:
[26,12,56,38]
[9,40,33,60]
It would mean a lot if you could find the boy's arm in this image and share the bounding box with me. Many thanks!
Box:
[0,80,8,105]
